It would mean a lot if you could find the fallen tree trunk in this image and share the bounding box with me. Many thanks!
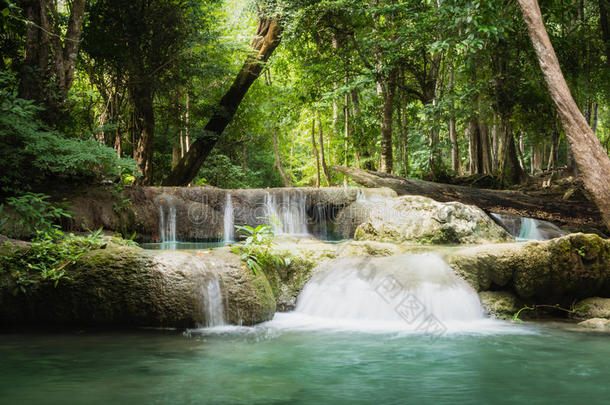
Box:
[334,166,604,231]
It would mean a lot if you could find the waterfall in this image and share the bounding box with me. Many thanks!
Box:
[517,217,544,241]
[223,193,234,243]
[159,204,177,248]
[203,276,226,327]
[491,212,565,241]
[264,191,309,236]
[269,253,487,333]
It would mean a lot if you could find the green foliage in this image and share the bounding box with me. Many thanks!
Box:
[0,228,105,293]
[232,224,290,276]
[0,71,138,192]
[2,192,72,238]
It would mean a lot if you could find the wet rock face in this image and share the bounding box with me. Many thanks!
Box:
[447,233,610,303]
[478,291,522,319]
[0,245,276,328]
[353,195,512,244]
[63,186,387,242]
[577,318,610,331]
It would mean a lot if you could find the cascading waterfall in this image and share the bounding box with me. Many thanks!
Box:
[202,275,226,327]
[159,204,177,248]
[223,193,234,243]
[491,212,565,241]
[517,217,544,241]
[264,191,309,236]
[271,253,487,332]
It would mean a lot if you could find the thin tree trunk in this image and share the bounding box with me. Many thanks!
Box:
[185,92,190,153]
[272,126,291,187]
[449,66,461,175]
[343,90,350,186]
[518,0,610,229]
[311,117,321,187]
[318,112,331,185]
[163,17,282,186]
[379,70,397,173]
[242,143,247,174]
[600,0,610,67]
[518,133,527,171]
[400,102,409,177]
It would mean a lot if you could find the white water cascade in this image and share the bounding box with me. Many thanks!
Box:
[491,213,565,241]
[223,193,235,243]
[264,191,309,236]
[517,217,544,241]
[271,253,488,332]
[203,276,226,327]
[159,204,177,248]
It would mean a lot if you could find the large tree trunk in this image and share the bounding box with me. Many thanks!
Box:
[334,166,603,230]
[518,0,610,230]
[497,117,524,186]
[163,17,282,186]
[132,85,155,185]
[379,70,397,173]
[18,0,86,123]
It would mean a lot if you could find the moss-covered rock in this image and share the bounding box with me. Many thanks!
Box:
[478,291,522,319]
[447,233,610,304]
[0,244,276,327]
[574,297,610,319]
[353,195,512,244]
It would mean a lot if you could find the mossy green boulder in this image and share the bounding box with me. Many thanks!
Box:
[447,233,610,303]
[0,244,276,327]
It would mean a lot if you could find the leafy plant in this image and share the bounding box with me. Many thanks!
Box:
[0,227,105,293]
[512,303,576,322]
[232,224,290,276]
[4,192,73,238]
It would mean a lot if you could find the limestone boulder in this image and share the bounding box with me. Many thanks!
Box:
[354,195,512,244]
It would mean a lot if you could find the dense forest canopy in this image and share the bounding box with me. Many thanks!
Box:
[0,0,608,192]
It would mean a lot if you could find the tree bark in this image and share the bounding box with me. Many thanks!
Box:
[163,17,282,186]
[132,85,155,185]
[334,166,603,230]
[518,0,610,230]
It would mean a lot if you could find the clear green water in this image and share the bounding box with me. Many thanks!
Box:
[1,321,608,405]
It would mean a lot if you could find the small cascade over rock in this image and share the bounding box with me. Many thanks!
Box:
[159,202,177,248]
[491,213,565,241]
[292,254,484,328]
[202,274,226,327]
[264,191,309,236]
[223,193,234,243]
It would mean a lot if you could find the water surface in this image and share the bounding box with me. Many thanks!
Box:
[1,322,608,404]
